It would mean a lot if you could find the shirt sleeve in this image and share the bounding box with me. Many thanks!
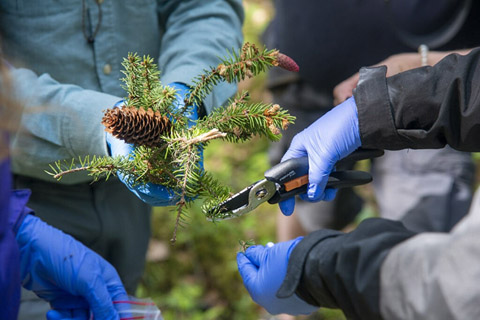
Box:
[354,47,480,151]
[157,0,244,114]
[8,67,120,184]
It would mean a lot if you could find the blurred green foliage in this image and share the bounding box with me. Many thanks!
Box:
[136,2,283,319]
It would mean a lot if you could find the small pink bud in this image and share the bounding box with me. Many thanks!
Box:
[277,53,299,72]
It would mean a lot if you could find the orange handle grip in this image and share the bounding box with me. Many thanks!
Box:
[283,174,309,192]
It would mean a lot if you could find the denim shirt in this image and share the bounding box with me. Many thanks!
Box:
[0,0,243,184]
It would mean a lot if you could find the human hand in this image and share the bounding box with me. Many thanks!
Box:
[106,130,180,206]
[237,238,318,315]
[278,97,361,215]
[333,53,424,105]
[16,215,128,320]
[106,82,202,206]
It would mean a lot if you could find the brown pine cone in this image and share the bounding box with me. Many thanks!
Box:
[102,106,172,147]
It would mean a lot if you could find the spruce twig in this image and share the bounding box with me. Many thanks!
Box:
[47,43,298,242]
[184,42,293,109]
[239,239,256,253]
[170,145,196,244]
[171,129,227,145]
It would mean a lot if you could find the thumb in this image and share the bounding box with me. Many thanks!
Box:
[106,132,134,158]
[237,252,260,290]
[84,277,119,320]
[278,198,295,216]
[244,245,267,267]
[281,147,307,163]
[47,309,89,320]
[306,158,331,201]
[109,287,130,316]
[281,134,307,163]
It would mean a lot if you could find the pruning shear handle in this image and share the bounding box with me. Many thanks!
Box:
[265,148,383,204]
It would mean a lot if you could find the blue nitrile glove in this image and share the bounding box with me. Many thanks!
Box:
[279,97,361,215]
[16,214,129,320]
[106,131,180,206]
[106,82,202,206]
[237,238,318,316]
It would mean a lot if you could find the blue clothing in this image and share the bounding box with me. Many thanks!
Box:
[0,157,19,320]
[0,0,244,183]
[0,157,33,320]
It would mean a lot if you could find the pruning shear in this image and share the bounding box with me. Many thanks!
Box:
[207,148,384,220]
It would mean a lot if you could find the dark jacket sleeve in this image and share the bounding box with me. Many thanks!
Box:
[277,219,416,319]
[354,47,480,151]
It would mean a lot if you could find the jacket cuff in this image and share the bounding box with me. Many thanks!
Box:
[279,218,417,319]
[277,229,342,299]
[9,189,34,235]
[354,66,402,150]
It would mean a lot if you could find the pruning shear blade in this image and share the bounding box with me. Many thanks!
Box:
[208,148,384,221]
[209,179,277,220]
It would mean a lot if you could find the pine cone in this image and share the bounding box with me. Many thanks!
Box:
[102,106,172,147]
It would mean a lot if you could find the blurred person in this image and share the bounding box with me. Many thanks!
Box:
[1,59,128,320]
[264,0,477,293]
[263,2,478,318]
[238,47,480,320]
[0,1,243,318]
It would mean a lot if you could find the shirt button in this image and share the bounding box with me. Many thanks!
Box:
[103,64,112,75]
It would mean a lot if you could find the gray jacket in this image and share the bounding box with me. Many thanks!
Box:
[380,190,480,319]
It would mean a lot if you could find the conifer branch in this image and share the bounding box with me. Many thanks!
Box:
[170,144,196,244]
[51,166,91,179]
[184,42,298,109]
[199,93,295,143]
[49,43,299,238]
[171,129,227,146]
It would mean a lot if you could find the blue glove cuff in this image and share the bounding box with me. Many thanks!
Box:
[343,96,362,149]
[9,190,34,235]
